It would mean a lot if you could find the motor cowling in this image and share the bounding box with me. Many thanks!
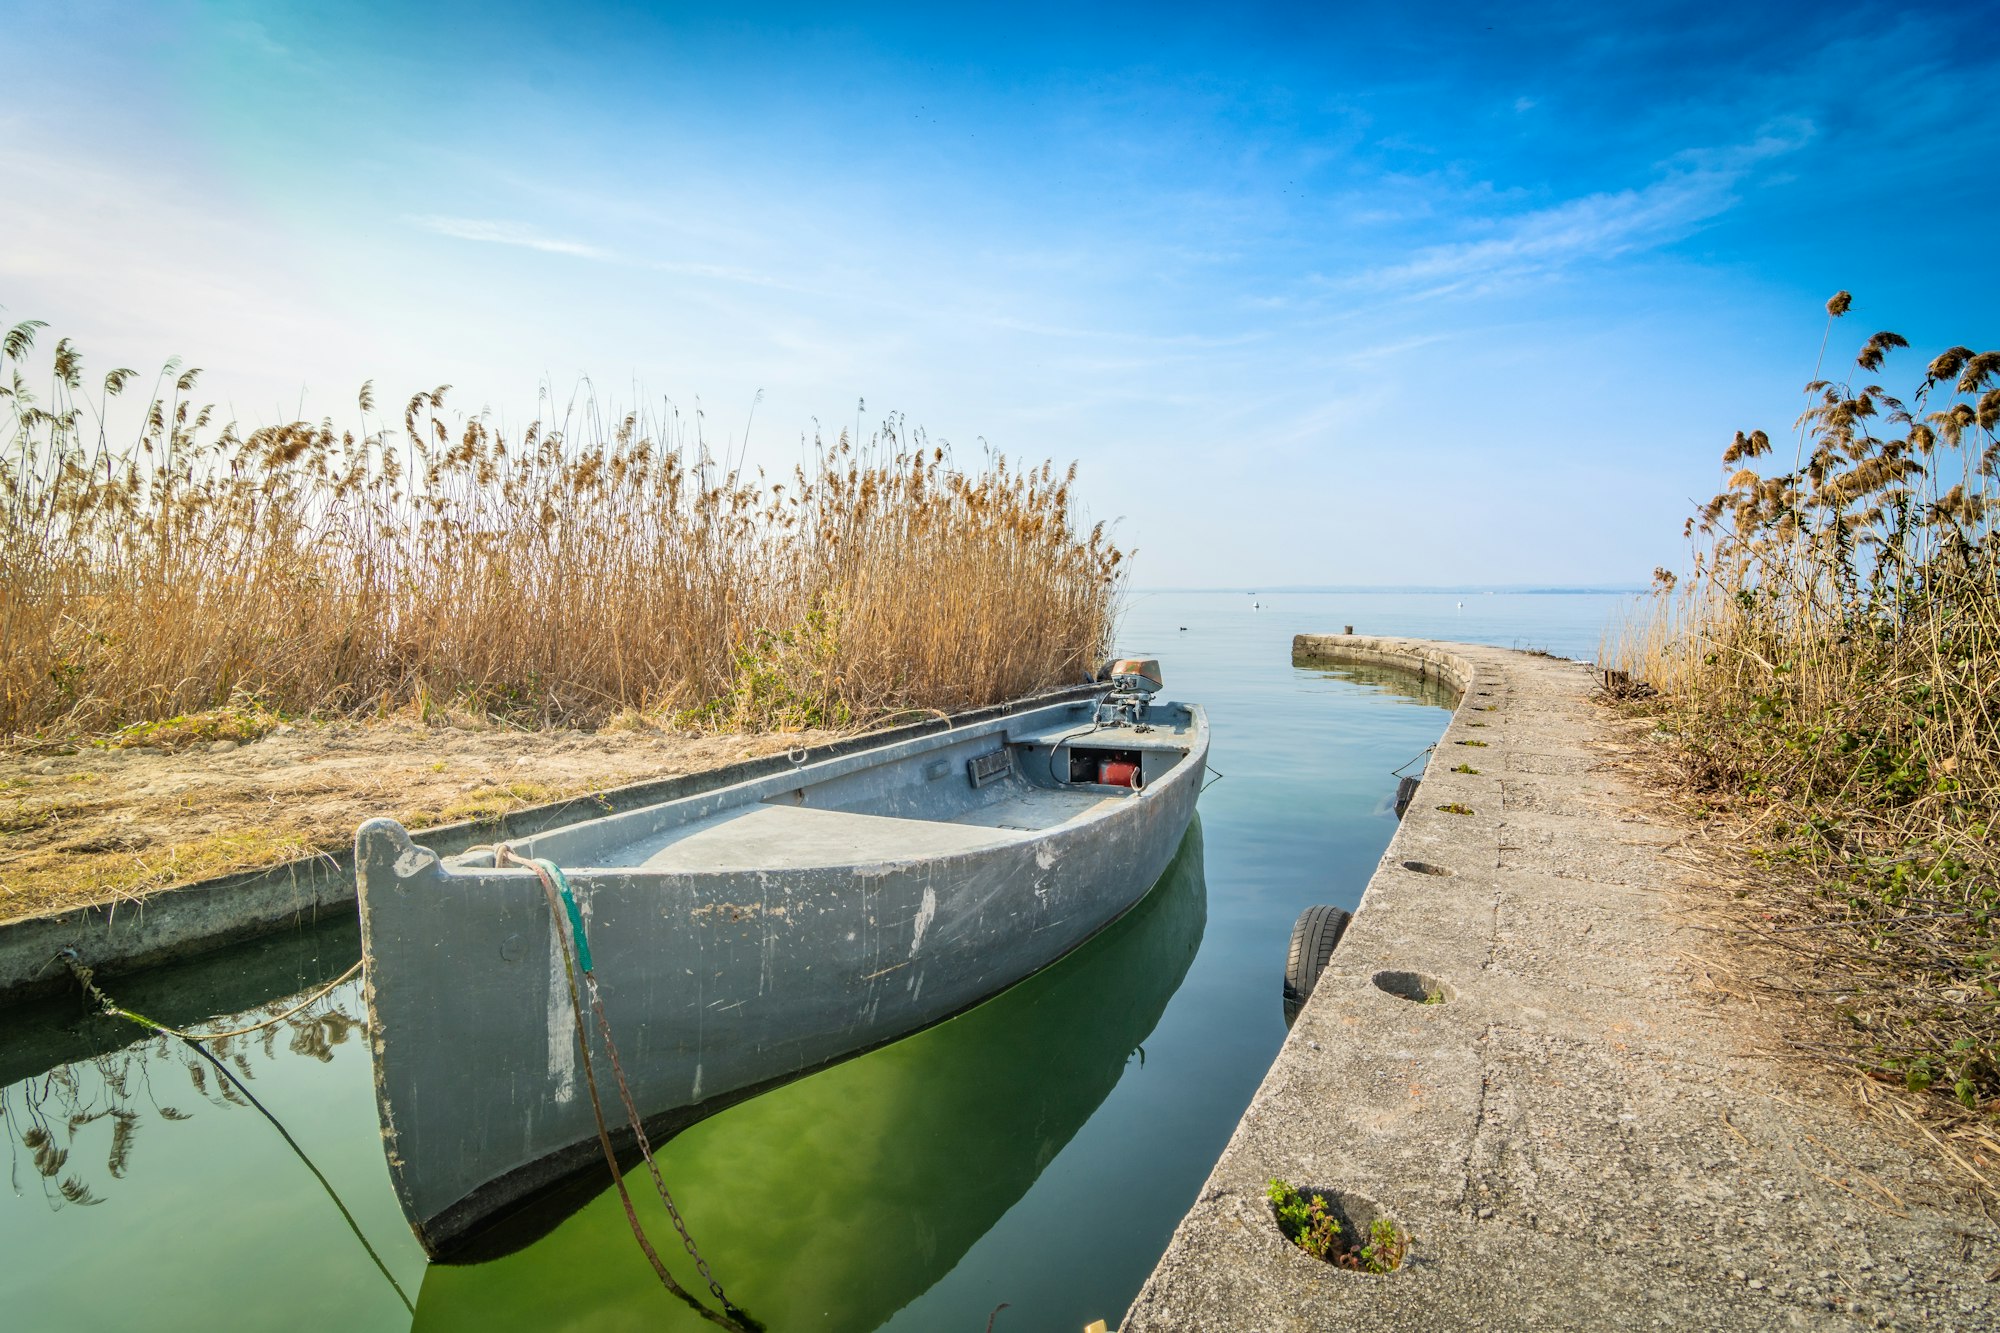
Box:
[1105,657,1163,698]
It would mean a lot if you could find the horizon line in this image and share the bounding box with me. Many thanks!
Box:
[1127,584,1649,595]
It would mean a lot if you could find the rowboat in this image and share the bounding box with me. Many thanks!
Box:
[356,666,1208,1256]
[410,821,1207,1323]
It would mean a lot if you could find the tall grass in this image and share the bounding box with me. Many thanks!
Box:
[0,318,1124,738]
[1613,294,2000,1116]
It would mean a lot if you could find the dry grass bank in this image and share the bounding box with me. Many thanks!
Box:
[1,319,1122,740]
[1611,293,2000,1124]
[0,723,832,922]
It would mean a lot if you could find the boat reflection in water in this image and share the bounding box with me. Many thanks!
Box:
[413,818,1209,1332]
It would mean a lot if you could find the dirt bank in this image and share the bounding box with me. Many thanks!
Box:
[0,722,835,922]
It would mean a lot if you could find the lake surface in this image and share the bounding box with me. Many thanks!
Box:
[0,592,1629,1332]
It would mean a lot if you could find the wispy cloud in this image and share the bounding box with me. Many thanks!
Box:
[407,215,613,260]
[1358,179,1728,296]
[1350,120,1815,298]
[642,256,801,290]
[409,211,809,292]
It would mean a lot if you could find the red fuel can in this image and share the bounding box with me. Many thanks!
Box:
[1098,760,1141,789]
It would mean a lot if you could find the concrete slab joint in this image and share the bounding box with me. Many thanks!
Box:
[1123,634,1999,1332]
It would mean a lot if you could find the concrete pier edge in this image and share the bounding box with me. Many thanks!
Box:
[1123,634,1998,1332]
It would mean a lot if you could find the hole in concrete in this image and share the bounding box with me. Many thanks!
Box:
[1400,860,1451,877]
[1373,969,1450,1004]
[1267,1181,1411,1273]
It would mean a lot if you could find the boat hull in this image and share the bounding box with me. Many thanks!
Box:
[357,698,1208,1256]
[408,818,1208,1323]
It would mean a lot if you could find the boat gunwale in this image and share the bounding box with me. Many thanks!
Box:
[477,696,1206,874]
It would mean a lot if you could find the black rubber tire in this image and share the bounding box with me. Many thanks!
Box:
[1394,775,1421,819]
[1283,904,1353,1027]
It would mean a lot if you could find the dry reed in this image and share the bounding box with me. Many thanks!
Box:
[0,318,1124,740]
[1611,293,2000,1118]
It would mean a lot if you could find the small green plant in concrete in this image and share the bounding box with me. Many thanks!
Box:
[1451,763,1479,774]
[1456,739,1488,747]
[1437,802,1474,815]
[1359,1217,1410,1271]
[1267,1179,1409,1272]
[1268,1179,1342,1260]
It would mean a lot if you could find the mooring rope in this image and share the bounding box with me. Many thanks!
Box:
[56,950,414,1315]
[1389,743,1436,779]
[495,847,759,1333]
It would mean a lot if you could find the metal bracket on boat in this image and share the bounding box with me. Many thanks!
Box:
[968,747,1014,789]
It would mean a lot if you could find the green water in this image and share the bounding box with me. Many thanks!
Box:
[0,591,1624,1332]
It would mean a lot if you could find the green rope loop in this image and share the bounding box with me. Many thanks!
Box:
[536,857,593,973]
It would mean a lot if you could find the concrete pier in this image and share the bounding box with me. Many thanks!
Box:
[1124,636,1999,1331]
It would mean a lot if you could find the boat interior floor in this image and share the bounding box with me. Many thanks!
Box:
[620,786,1126,873]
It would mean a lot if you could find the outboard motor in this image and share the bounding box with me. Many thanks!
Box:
[1096,656,1163,727]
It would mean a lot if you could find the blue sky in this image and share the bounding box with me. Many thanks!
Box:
[5,0,1996,586]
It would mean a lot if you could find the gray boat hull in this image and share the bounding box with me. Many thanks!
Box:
[357,694,1207,1256]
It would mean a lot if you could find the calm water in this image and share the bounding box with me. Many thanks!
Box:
[0,592,1627,1332]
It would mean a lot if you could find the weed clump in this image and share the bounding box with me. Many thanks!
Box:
[104,697,284,751]
[1612,292,2000,1125]
[1266,1179,1407,1272]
